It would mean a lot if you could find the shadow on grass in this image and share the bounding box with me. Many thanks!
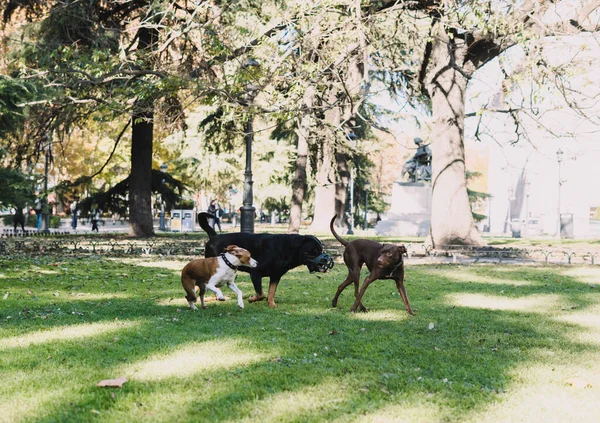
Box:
[1,259,599,422]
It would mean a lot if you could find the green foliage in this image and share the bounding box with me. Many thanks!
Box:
[77,170,187,217]
[0,166,38,209]
[0,76,39,139]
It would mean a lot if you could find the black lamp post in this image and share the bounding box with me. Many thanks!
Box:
[240,59,260,233]
[159,162,168,231]
[556,148,564,239]
[42,136,52,234]
[363,181,370,230]
[347,168,355,235]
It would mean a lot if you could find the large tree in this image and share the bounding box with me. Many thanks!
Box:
[364,0,600,247]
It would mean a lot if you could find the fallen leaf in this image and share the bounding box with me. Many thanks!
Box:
[328,330,338,336]
[564,378,591,389]
[3,293,8,300]
[428,322,435,330]
[97,377,128,388]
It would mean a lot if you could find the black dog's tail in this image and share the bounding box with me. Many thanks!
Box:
[197,212,217,238]
[330,214,349,247]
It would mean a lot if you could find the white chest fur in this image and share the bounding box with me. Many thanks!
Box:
[211,254,238,287]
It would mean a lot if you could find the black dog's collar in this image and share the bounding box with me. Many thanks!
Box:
[220,253,238,270]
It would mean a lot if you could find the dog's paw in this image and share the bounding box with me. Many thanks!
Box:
[248,295,265,303]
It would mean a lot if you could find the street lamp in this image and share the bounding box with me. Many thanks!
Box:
[159,162,168,231]
[556,148,564,239]
[240,58,260,233]
[363,181,370,230]
[347,168,355,235]
[42,135,52,234]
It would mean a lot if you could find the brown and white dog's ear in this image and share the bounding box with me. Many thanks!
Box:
[224,245,238,252]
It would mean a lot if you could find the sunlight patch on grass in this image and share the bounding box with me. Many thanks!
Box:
[349,309,412,321]
[553,306,600,346]
[446,293,562,312]
[468,362,600,422]
[0,320,139,350]
[561,267,600,285]
[440,269,532,286]
[124,339,269,381]
[238,379,347,422]
[66,292,133,301]
[0,386,68,423]
[111,258,188,271]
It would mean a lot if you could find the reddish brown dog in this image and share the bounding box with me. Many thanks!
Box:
[330,215,414,315]
[181,245,257,310]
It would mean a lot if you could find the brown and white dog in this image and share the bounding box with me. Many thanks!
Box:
[181,245,258,310]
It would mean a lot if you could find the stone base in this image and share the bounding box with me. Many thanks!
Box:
[375,182,431,237]
[375,214,431,237]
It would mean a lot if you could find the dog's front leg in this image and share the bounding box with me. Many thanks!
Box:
[227,281,244,309]
[248,273,265,303]
[205,275,226,301]
[395,277,414,315]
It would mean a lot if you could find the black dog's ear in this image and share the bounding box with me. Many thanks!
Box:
[400,245,408,256]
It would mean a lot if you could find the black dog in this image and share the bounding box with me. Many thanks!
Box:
[198,212,334,308]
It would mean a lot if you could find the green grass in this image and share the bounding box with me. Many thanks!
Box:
[1,255,600,422]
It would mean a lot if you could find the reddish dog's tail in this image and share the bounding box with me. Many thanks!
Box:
[198,212,218,239]
[330,214,349,247]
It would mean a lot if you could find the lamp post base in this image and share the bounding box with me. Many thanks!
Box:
[240,205,255,233]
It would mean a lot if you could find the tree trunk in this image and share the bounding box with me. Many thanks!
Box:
[426,23,485,247]
[129,105,155,237]
[309,138,337,232]
[335,152,350,227]
[288,86,314,234]
[310,88,340,232]
[128,23,157,237]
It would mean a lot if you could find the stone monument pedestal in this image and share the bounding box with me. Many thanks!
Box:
[375,182,431,237]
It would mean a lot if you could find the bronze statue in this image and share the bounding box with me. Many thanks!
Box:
[401,137,432,182]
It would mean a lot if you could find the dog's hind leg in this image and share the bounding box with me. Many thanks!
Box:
[331,270,358,308]
[198,283,207,309]
[227,280,244,309]
[182,274,198,310]
[350,275,377,313]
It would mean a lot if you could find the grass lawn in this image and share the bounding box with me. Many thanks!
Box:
[1,254,600,422]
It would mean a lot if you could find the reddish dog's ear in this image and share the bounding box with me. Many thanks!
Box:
[224,245,238,252]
